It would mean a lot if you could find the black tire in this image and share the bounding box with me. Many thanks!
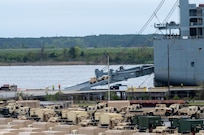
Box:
[191,115,196,119]
[148,112,154,116]
[165,112,170,116]
[196,113,200,119]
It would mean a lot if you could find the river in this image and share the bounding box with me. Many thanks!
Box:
[0,65,154,90]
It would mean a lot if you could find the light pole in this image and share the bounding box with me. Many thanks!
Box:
[108,55,110,101]
[167,44,170,99]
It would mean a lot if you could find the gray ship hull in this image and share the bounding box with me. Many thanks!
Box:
[154,38,204,86]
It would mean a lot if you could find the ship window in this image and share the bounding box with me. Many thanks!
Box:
[189,9,197,16]
[190,28,197,36]
[191,62,195,67]
[199,48,202,51]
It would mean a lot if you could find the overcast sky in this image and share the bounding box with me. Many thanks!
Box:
[0,0,203,38]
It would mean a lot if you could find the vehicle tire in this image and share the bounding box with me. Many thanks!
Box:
[149,112,154,116]
[191,114,196,119]
[165,112,170,116]
[196,113,200,119]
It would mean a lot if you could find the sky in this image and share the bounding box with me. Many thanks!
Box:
[0,0,203,38]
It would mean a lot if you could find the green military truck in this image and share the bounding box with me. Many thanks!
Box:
[178,119,203,134]
[136,116,163,132]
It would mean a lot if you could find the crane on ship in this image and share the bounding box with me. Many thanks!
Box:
[64,0,178,90]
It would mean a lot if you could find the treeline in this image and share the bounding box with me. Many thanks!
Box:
[0,47,153,65]
[0,34,155,49]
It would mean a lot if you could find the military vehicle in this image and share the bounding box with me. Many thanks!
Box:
[169,103,183,115]
[45,104,63,110]
[29,108,56,122]
[169,116,190,129]
[86,103,108,115]
[67,110,89,125]
[136,116,163,132]
[99,113,123,129]
[121,105,144,124]
[152,126,175,134]
[147,104,173,116]
[89,77,98,84]
[178,119,203,134]
[187,106,204,119]
[0,102,30,118]
[177,106,204,119]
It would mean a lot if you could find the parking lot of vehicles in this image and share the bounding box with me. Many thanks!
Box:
[0,99,204,134]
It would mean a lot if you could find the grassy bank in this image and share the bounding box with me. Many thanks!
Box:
[188,100,204,106]
[0,47,153,65]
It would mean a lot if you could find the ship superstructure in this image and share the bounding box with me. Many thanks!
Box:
[154,0,204,86]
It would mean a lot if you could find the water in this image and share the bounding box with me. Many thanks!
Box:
[0,65,154,90]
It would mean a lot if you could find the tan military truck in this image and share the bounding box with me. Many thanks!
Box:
[98,75,109,82]
[15,106,30,116]
[187,106,204,119]
[147,104,173,116]
[89,77,98,84]
[6,102,17,114]
[45,104,63,110]
[152,126,176,134]
[122,105,144,123]
[4,102,30,118]
[169,103,183,115]
[29,108,56,122]
[99,113,124,129]
[178,107,188,116]
[126,104,143,112]
[85,104,116,126]
[67,110,89,125]
[86,102,107,115]
[57,107,86,123]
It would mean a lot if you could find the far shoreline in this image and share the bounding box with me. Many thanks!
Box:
[0,61,108,66]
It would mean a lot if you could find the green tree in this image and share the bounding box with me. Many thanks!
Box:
[40,46,44,60]
[62,48,69,60]
[69,47,77,59]
[173,94,180,100]
[69,46,81,60]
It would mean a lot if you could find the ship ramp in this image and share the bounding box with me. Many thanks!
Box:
[64,64,154,90]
